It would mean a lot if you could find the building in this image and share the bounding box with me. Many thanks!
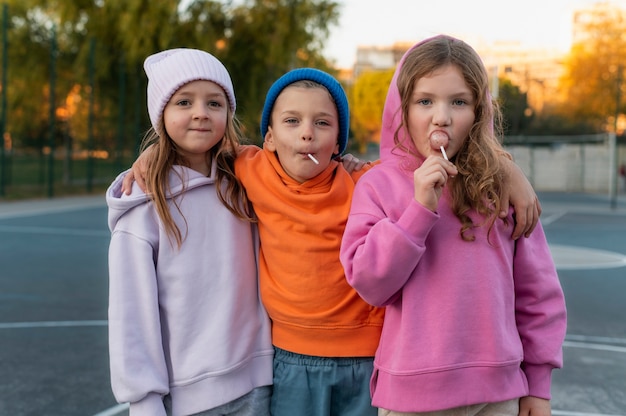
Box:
[349,39,565,116]
[478,41,565,114]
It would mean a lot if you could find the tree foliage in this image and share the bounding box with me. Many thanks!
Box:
[1,0,340,156]
[220,0,340,137]
[558,2,626,132]
[349,69,394,152]
[497,78,531,136]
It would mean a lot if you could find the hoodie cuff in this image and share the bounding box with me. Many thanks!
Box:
[524,363,554,399]
[396,199,439,246]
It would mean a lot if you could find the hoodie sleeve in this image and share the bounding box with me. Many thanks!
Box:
[340,174,439,307]
[512,223,567,399]
[108,208,168,416]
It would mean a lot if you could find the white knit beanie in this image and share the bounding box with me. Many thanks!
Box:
[144,48,236,133]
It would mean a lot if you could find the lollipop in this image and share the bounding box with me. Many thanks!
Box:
[430,132,449,160]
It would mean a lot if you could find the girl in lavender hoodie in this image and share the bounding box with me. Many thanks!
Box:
[107,49,273,416]
[340,35,566,416]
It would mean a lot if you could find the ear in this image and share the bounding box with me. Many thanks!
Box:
[264,127,276,152]
[331,140,340,158]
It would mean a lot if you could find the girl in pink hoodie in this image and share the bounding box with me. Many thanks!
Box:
[340,35,566,416]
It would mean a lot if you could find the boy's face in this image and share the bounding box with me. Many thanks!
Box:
[264,85,340,183]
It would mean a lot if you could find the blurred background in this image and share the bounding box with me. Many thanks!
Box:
[0,0,624,202]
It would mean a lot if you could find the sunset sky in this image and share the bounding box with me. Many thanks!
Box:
[324,0,626,68]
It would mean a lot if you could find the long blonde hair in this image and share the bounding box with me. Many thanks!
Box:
[141,106,253,248]
[396,35,509,241]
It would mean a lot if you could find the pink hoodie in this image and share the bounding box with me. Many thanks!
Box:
[339,41,566,412]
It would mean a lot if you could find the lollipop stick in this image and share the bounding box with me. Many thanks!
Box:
[440,146,448,161]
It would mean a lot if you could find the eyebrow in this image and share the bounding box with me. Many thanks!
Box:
[278,109,337,118]
[413,89,472,97]
[174,90,225,98]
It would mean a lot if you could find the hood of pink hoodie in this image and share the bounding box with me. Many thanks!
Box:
[379,41,427,172]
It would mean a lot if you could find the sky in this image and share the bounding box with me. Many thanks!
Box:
[324,0,626,68]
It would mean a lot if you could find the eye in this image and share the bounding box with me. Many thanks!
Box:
[417,98,432,106]
[284,118,298,125]
[452,99,468,106]
[315,119,331,127]
[176,99,192,106]
[208,100,223,108]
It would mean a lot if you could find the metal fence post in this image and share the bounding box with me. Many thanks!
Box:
[47,24,56,198]
[86,37,95,193]
[0,4,7,197]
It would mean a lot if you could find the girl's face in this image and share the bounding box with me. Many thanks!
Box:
[264,85,340,183]
[163,80,229,175]
[407,64,475,161]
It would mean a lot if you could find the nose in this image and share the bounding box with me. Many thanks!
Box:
[300,122,314,141]
[432,104,451,126]
[193,103,210,120]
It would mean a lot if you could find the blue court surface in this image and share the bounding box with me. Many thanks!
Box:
[0,192,625,416]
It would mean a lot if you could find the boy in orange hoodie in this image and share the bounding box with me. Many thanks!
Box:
[234,69,383,415]
[122,67,540,416]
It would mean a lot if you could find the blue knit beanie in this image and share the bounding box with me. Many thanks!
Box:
[260,68,349,155]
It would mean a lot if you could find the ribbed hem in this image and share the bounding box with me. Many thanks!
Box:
[271,322,382,357]
[169,351,273,416]
[129,392,167,416]
[371,361,528,412]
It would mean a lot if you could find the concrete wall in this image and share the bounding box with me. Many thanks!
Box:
[507,143,626,193]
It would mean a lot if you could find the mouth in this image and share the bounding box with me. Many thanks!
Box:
[299,152,319,164]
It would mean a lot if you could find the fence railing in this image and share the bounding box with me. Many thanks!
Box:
[0,135,624,201]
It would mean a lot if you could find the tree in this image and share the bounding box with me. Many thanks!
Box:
[497,78,531,136]
[349,69,394,152]
[558,2,626,132]
[1,0,341,157]
[223,0,340,140]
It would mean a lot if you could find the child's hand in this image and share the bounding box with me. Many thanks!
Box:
[413,156,457,212]
[121,146,153,194]
[501,159,542,240]
[518,396,551,416]
[338,153,369,173]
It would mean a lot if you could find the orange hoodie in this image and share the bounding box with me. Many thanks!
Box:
[235,145,384,357]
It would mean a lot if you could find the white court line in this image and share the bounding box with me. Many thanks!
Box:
[1,322,621,416]
[90,402,625,416]
[563,340,626,354]
[0,224,109,237]
[541,210,568,225]
[0,320,108,329]
[553,411,625,416]
[550,244,626,270]
[566,334,626,345]
[0,197,105,219]
[90,406,625,416]
[92,403,129,416]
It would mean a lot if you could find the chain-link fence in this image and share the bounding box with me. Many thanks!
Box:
[0,2,624,202]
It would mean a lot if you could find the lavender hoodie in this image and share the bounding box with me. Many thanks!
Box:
[339,44,566,412]
[107,165,273,416]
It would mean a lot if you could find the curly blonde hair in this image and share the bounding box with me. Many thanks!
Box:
[395,35,509,241]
